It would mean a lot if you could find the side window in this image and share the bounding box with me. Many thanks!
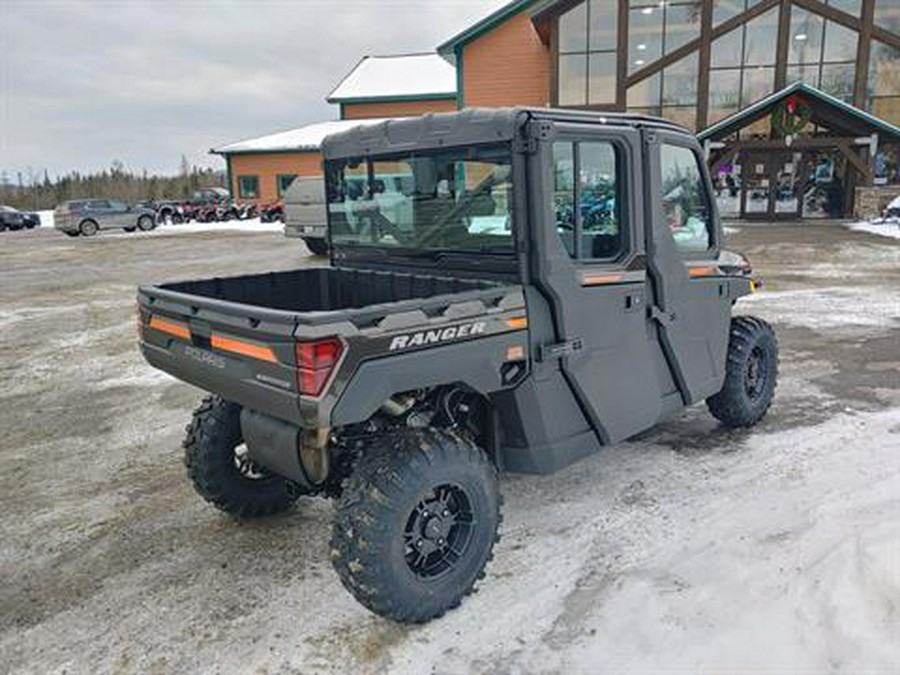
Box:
[552,143,576,257]
[660,144,713,253]
[238,175,259,199]
[551,140,622,260]
[579,143,620,259]
[277,174,297,197]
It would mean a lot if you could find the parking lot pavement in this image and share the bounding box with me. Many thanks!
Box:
[1,224,898,674]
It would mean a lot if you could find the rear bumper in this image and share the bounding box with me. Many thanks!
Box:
[140,340,311,427]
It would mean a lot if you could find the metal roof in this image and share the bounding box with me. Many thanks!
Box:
[437,0,540,61]
[698,82,900,142]
[326,53,456,103]
[210,118,394,155]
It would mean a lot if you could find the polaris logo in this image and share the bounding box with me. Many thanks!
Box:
[389,322,487,351]
[184,345,226,369]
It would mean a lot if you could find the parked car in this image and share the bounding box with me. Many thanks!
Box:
[190,187,231,206]
[137,199,186,225]
[283,177,329,255]
[0,205,39,231]
[54,199,157,237]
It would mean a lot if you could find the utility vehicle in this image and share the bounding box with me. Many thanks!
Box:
[137,108,778,623]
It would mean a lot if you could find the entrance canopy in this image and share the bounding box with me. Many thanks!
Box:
[699,83,900,145]
[700,84,900,220]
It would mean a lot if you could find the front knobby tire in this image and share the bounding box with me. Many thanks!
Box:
[331,428,501,623]
[707,316,778,428]
[183,395,299,517]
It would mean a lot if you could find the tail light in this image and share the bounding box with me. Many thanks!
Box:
[295,337,343,396]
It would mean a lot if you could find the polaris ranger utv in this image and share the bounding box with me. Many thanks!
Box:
[137,108,777,623]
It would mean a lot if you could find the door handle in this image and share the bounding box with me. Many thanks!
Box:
[625,292,643,313]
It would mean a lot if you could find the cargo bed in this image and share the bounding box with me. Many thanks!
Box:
[137,266,524,427]
[149,267,507,326]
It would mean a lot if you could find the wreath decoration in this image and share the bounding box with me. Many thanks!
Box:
[772,95,811,146]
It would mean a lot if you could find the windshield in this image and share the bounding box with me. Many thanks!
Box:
[325,144,514,255]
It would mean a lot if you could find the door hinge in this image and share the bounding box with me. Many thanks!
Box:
[515,121,552,154]
[649,306,677,326]
[513,135,539,154]
[539,338,584,361]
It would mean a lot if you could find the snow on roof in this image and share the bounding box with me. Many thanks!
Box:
[211,118,391,154]
[327,53,456,103]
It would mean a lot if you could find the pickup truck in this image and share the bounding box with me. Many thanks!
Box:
[138,107,777,623]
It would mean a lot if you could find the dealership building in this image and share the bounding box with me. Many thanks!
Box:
[213,0,900,220]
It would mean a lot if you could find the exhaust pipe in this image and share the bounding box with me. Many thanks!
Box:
[239,408,329,490]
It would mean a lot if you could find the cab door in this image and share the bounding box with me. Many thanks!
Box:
[643,129,732,404]
[528,123,669,444]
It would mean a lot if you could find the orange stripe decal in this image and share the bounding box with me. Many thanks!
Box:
[507,316,529,329]
[582,273,623,286]
[689,266,717,277]
[210,334,278,363]
[149,315,191,340]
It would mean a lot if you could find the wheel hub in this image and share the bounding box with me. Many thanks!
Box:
[745,346,767,400]
[403,484,474,579]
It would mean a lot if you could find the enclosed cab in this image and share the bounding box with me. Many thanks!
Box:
[138,108,777,624]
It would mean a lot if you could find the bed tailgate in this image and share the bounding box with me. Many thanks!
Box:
[137,285,306,425]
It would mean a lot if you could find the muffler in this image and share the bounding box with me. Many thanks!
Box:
[239,408,329,490]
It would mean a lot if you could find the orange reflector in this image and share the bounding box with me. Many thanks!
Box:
[149,315,191,340]
[689,266,717,277]
[507,316,528,329]
[507,345,525,361]
[210,334,278,363]
[582,273,623,286]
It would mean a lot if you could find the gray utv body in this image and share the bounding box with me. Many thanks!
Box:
[138,107,755,486]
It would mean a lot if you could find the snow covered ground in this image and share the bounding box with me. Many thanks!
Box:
[0,222,898,674]
[846,219,900,240]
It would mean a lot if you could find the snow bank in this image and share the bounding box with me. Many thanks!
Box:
[36,210,54,228]
[139,219,284,235]
[35,209,283,235]
[846,221,900,240]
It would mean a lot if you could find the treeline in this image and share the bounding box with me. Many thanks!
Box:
[0,157,226,211]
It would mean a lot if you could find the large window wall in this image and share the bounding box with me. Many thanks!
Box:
[552,0,900,129]
[558,0,619,105]
[869,40,900,124]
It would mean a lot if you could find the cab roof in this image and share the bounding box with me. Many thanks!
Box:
[321,107,692,160]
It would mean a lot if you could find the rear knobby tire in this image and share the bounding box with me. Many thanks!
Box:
[707,316,778,428]
[331,428,501,623]
[183,395,299,517]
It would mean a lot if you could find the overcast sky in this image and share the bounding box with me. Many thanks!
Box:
[0,0,507,180]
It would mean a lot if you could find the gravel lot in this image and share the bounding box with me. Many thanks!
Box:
[1,223,898,674]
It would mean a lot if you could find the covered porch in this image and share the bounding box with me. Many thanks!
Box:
[699,83,900,220]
